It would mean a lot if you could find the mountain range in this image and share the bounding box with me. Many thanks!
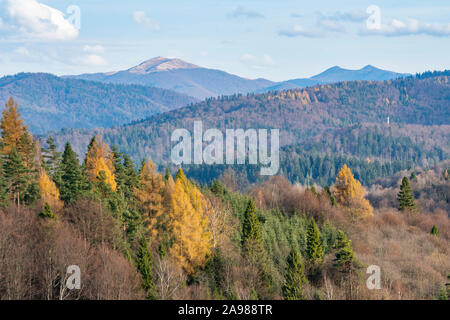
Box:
[64,57,275,100]
[66,57,409,99]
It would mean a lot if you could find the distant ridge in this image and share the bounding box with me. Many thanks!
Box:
[66,57,275,99]
[261,65,410,92]
[67,57,410,99]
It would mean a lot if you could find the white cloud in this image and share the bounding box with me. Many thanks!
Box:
[0,0,79,40]
[278,25,325,38]
[240,53,274,69]
[319,10,368,22]
[74,54,107,67]
[228,6,265,19]
[361,18,450,37]
[133,11,160,30]
[280,9,450,38]
[83,44,105,54]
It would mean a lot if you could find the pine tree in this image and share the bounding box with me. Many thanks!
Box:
[241,200,263,251]
[282,248,308,300]
[42,136,62,179]
[59,142,90,203]
[136,236,156,299]
[438,285,448,300]
[430,225,440,237]
[39,202,56,219]
[397,177,416,212]
[123,154,139,197]
[306,218,324,268]
[333,230,357,272]
[0,156,7,204]
[241,199,270,290]
[164,167,171,181]
[3,147,28,206]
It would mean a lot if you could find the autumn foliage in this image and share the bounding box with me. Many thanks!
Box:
[85,134,117,190]
[332,164,374,218]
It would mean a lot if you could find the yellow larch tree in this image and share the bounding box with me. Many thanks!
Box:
[332,164,373,218]
[168,169,213,274]
[85,134,117,190]
[134,158,164,238]
[0,97,24,155]
[38,169,63,212]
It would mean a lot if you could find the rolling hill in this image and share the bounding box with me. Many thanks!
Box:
[48,73,450,171]
[0,72,197,134]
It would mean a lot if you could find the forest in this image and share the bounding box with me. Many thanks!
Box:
[0,97,448,300]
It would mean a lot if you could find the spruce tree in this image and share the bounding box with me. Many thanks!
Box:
[333,230,357,272]
[306,218,324,269]
[397,177,416,211]
[430,225,440,237]
[282,248,308,300]
[39,202,56,219]
[3,147,28,206]
[241,199,270,294]
[59,142,90,203]
[42,136,61,173]
[164,167,171,181]
[136,236,156,299]
[241,200,263,254]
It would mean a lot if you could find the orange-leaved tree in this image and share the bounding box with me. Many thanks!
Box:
[38,169,63,212]
[0,98,24,155]
[134,158,164,238]
[332,164,373,218]
[85,134,117,190]
[168,169,212,274]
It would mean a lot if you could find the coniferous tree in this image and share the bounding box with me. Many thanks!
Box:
[39,202,56,219]
[59,142,90,203]
[333,230,357,272]
[397,177,416,212]
[306,218,324,270]
[241,200,264,260]
[3,147,28,206]
[136,236,156,299]
[282,248,308,300]
[241,199,270,295]
[41,136,62,184]
[85,135,117,190]
[134,158,164,238]
[430,225,440,237]
[0,97,24,155]
[168,169,212,274]
[164,167,171,181]
[333,164,373,218]
[0,156,7,204]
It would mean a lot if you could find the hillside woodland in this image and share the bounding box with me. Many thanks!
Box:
[0,98,448,300]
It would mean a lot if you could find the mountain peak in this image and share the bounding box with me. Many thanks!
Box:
[361,64,377,71]
[128,57,199,74]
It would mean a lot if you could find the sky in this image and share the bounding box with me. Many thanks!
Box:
[0,0,449,81]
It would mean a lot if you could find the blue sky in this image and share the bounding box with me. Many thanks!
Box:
[0,0,449,81]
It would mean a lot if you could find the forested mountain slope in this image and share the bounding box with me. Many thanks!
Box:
[0,73,197,134]
[49,74,450,169]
